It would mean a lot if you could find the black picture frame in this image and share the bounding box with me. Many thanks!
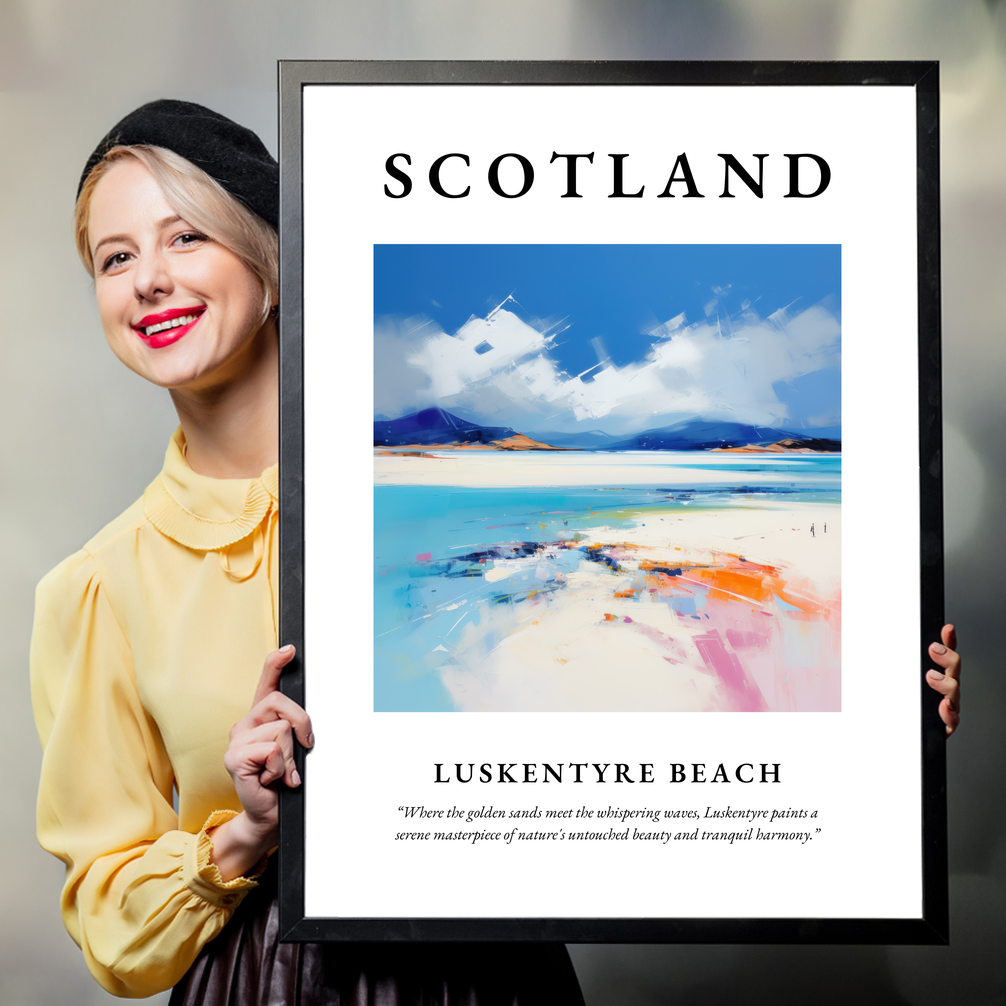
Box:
[277,60,945,944]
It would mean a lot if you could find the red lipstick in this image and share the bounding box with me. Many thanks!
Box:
[132,306,206,349]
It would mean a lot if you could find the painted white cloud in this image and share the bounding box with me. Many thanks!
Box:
[376,296,840,436]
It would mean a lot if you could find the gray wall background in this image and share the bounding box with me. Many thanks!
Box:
[1,2,1003,1003]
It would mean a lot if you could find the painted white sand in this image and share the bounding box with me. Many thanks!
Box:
[606,501,841,585]
[435,503,841,713]
[375,450,835,488]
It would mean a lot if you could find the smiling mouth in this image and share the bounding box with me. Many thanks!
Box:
[142,313,199,337]
[134,307,206,338]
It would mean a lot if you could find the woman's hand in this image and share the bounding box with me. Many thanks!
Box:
[209,645,314,881]
[926,624,961,737]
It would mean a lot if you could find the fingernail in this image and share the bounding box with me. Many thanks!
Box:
[292,768,301,787]
[306,732,315,748]
[280,644,295,654]
[928,669,944,680]
[931,643,947,654]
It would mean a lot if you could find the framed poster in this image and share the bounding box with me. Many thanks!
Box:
[277,61,946,943]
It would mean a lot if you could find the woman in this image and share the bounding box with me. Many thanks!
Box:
[31,100,586,1003]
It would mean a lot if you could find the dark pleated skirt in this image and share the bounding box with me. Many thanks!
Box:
[169,869,584,1006]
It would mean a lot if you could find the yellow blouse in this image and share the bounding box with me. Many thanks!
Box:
[31,429,279,998]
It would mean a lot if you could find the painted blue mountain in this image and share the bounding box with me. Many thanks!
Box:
[527,429,619,448]
[599,418,836,450]
[598,420,786,451]
[376,410,841,451]
[374,408,518,446]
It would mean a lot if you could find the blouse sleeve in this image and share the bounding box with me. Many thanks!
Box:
[31,549,262,998]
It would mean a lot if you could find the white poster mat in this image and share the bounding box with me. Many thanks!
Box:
[300,84,919,920]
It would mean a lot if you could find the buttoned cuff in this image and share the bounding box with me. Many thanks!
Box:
[182,810,269,910]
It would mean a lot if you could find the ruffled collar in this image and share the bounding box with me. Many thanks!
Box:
[143,428,278,551]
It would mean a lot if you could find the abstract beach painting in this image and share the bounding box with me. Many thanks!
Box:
[374,245,841,713]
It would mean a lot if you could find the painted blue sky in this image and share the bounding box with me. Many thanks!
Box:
[374,244,841,437]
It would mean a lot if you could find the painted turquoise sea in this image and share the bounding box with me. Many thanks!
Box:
[374,452,841,713]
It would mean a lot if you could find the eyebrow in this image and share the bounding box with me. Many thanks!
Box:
[91,215,185,258]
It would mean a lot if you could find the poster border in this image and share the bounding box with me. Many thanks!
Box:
[277,60,946,945]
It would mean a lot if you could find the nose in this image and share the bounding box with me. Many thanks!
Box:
[133,247,173,303]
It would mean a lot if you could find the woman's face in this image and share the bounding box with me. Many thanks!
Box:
[87,158,270,392]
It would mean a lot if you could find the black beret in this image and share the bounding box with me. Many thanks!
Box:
[78,99,278,228]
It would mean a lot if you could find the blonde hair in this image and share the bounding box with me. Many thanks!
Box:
[75,145,278,323]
